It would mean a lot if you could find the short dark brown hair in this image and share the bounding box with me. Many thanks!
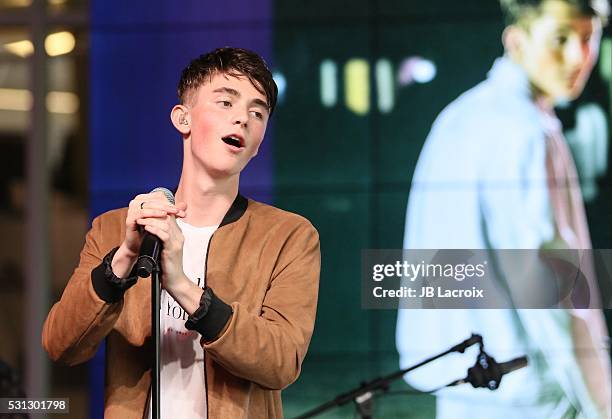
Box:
[177,47,278,115]
[499,0,609,26]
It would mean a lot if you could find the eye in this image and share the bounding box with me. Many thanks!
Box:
[553,35,568,46]
[249,110,264,120]
[217,100,232,108]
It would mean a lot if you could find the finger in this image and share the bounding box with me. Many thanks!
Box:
[127,202,169,221]
[133,193,151,201]
[129,193,157,206]
[140,191,175,206]
[173,202,187,218]
[140,201,182,214]
[136,217,170,232]
[143,224,170,242]
[135,191,174,205]
[129,198,146,210]
[142,224,170,241]
[139,208,171,218]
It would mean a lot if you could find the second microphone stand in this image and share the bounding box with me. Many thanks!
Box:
[294,334,483,419]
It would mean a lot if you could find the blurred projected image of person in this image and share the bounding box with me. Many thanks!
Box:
[42,47,320,418]
[396,0,610,418]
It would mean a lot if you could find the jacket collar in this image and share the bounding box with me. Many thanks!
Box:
[488,56,558,134]
[219,193,248,227]
[487,56,531,100]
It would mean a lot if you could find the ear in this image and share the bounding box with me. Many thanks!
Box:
[502,25,525,62]
[171,104,191,135]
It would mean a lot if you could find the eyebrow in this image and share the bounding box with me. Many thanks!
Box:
[213,86,270,111]
[213,87,240,97]
[554,23,575,33]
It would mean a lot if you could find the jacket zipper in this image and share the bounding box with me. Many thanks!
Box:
[202,229,215,419]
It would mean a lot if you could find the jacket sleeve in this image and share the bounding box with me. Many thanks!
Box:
[42,214,126,366]
[202,219,321,390]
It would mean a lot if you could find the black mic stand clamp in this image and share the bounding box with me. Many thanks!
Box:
[353,380,391,419]
[353,386,373,419]
[465,348,503,390]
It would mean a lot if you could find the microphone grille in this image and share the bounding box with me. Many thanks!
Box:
[150,187,175,205]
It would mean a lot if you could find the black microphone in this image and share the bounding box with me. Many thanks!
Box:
[447,353,528,390]
[135,187,175,278]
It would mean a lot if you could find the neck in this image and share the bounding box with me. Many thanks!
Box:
[505,54,554,108]
[175,168,240,227]
[533,92,555,115]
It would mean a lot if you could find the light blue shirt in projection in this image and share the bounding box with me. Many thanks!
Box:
[396,57,604,419]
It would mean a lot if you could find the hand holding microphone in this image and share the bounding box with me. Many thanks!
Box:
[111,188,187,279]
[135,188,178,277]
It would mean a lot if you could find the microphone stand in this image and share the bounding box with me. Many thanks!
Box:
[294,334,483,419]
[136,238,163,419]
[147,262,161,419]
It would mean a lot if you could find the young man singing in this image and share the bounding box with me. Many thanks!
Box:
[43,47,321,419]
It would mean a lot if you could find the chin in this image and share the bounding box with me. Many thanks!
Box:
[557,90,580,103]
[203,164,239,179]
[569,86,586,101]
[568,78,589,99]
[550,86,579,104]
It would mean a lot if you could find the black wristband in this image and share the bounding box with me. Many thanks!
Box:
[185,287,233,341]
[185,287,213,328]
[91,247,138,303]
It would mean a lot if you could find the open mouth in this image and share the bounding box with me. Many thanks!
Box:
[222,135,244,148]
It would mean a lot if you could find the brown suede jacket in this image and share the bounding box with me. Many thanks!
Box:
[42,195,321,418]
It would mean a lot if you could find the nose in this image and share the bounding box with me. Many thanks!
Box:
[232,108,249,127]
[564,36,588,69]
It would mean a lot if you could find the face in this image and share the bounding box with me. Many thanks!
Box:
[513,0,602,103]
[182,73,270,179]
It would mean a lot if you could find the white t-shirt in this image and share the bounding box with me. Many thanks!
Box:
[147,219,217,419]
